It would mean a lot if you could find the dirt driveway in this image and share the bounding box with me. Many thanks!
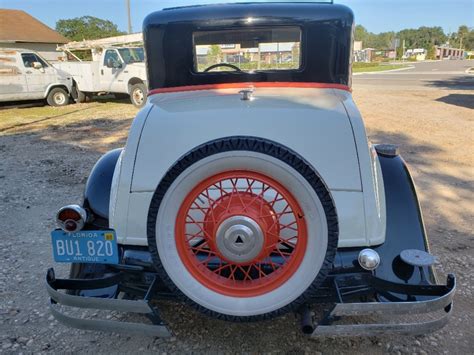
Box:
[0,86,472,354]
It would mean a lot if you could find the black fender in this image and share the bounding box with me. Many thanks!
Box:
[373,152,437,285]
[333,150,437,288]
[69,148,123,294]
[83,148,123,228]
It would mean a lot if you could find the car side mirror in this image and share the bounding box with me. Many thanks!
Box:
[33,61,43,69]
[114,62,123,69]
[106,59,114,68]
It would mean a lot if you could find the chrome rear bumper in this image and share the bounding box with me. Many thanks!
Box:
[46,268,171,337]
[310,274,455,337]
[46,267,455,337]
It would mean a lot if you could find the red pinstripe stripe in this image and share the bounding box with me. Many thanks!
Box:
[148,82,351,96]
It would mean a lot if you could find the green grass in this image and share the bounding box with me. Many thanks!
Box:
[0,100,137,133]
[353,63,410,73]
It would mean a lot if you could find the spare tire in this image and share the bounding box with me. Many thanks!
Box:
[147,137,338,321]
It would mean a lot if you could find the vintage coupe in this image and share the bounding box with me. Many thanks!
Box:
[46,1,455,337]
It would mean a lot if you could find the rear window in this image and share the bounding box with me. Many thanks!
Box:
[194,26,301,73]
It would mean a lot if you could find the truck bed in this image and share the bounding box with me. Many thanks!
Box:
[53,61,100,92]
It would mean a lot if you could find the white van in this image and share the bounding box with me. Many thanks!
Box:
[0,48,73,106]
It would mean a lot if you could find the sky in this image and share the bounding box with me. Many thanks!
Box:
[0,0,472,35]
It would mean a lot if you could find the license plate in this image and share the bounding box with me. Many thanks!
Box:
[51,229,119,264]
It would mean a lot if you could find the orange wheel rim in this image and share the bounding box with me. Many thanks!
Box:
[175,170,308,297]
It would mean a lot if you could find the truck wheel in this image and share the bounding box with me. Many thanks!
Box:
[47,88,69,107]
[129,83,146,108]
[147,137,339,321]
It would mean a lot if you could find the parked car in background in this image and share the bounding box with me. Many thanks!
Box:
[54,47,148,108]
[0,48,72,106]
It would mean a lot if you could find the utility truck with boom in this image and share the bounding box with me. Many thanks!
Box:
[54,45,147,108]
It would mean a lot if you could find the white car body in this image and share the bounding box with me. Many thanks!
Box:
[109,86,386,249]
[0,48,72,102]
[53,47,147,96]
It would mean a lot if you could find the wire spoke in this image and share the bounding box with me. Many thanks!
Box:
[180,171,306,291]
[228,265,238,280]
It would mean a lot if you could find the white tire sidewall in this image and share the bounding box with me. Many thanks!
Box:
[155,151,328,317]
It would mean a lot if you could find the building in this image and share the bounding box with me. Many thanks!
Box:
[435,46,465,60]
[405,48,427,61]
[353,41,368,62]
[0,9,68,62]
[353,41,363,51]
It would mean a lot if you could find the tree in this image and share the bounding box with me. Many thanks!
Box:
[371,31,396,49]
[56,16,125,41]
[450,25,473,49]
[426,45,437,60]
[354,24,473,55]
[354,25,370,43]
[291,42,300,64]
[208,45,222,64]
[397,26,446,50]
[355,25,396,49]
[464,29,474,50]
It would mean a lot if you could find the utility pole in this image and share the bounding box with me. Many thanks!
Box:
[402,39,405,62]
[126,0,132,34]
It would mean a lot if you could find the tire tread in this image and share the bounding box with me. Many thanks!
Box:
[147,136,339,322]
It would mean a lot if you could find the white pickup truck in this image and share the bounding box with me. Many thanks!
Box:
[54,47,147,108]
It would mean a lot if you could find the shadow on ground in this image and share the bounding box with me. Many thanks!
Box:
[367,129,472,240]
[426,76,474,90]
[0,95,131,111]
[435,94,474,110]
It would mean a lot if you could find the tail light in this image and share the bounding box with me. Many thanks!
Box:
[56,205,87,233]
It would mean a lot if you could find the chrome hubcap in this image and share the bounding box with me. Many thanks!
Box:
[215,216,264,263]
[133,89,144,104]
[54,92,65,104]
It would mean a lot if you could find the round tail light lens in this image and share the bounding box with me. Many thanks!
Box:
[56,205,87,233]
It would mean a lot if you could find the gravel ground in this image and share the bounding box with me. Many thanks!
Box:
[0,87,472,354]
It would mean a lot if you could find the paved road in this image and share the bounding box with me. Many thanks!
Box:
[353,60,474,90]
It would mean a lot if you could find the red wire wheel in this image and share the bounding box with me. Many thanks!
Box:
[147,137,339,320]
[175,170,308,297]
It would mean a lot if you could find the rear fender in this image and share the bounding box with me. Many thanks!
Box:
[83,148,123,228]
[374,152,436,284]
[334,150,437,286]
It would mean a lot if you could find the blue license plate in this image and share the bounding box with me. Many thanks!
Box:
[51,229,119,264]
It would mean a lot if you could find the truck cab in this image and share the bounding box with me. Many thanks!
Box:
[0,48,72,106]
[54,46,148,108]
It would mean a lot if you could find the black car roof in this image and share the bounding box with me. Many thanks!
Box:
[143,2,354,90]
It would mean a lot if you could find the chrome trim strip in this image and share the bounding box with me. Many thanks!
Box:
[311,275,455,337]
[332,280,455,316]
[46,269,171,337]
[312,304,452,337]
[46,281,151,313]
[50,303,171,337]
